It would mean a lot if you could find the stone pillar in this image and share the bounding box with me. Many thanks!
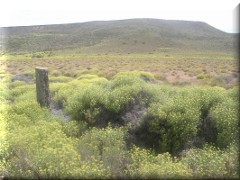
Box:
[35,67,50,108]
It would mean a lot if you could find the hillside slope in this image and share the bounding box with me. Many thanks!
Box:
[1,18,236,54]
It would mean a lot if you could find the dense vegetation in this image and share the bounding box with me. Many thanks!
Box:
[0,71,238,179]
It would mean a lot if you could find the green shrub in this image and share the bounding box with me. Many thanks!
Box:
[196,73,211,79]
[191,87,227,115]
[227,86,239,100]
[221,144,239,177]
[6,101,56,125]
[75,158,111,178]
[77,74,100,80]
[55,74,238,154]
[111,73,146,87]
[0,113,9,177]
[8,84,35,102]
[210,99,239,148]
[0,82,10,103]
[0,82,9,176]
[50,70,62,77]
[8,80,26,89]
[61,74,149,126]
[191,87,233,145]
[7,120,82,179]
[65,83,107,124]
[105,81,145,113]
[49,82,65,97]
[209,76,226,87]
[144,84,176,104]
[114,71,155,82]
[61,120,88,137]
[54,75,108,109]
[5,93,109,178]
[181,144,238,178]
[14,90,36,103]
[49,76,74,83]
[126,146,192,178]
[77,125,128,178]
[32,53,44,59]
[145,90,201,153]
[0,74,13,84]
[133,86,233,153]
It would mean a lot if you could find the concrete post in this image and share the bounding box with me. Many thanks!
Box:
[35,67,50,108]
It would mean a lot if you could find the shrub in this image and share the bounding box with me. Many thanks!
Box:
[8,80,26,89]
[5,91,109,179]
[7,101,50,121]
[0,74,13,84]
[210,99,239,148]
[14,90,36,103]
[7,120,82,179]
[77,125,128,178]
[61,120,88,137]
[126,146,192,178]
[114,71,155,82]
[55,74,238,154]
[8,84,35,102]
[145,90,201,154]
[105,81,145,113]
[50,70,62,77]
[192,87,231,145]
[54,75,108,108]
[196,73,211,79]
[111,72,146,87]
[209,76,226,87]
[65,83,107,124]
[227,86,239,100]
[191,87,227,115]
[77,74,100,80]
[181,144,238,178]
[0,114,9,177]
[62,74,149,126]
[75,158,110,178]
[0,81,10,104]
[0,82,9,177]
[132,86,233,153]
[49,76,73,83]
[31,53,44,59]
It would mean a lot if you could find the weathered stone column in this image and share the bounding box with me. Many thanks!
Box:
[35,67,50,108]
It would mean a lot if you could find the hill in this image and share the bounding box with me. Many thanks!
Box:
[1,18,236,54]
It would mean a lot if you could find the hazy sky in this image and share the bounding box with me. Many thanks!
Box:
[0,0,239,33]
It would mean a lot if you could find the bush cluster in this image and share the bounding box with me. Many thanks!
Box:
[144,91,201,153]
[54,73,238,154]
[77,125,128,178]
[4,101,112,179]
[1,80,111,178]
[126,146,192,178]
[56,73,151,126]
[181,144,238,178]
[1,71,238,179]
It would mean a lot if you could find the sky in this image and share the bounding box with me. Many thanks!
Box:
[0,0,239,33]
